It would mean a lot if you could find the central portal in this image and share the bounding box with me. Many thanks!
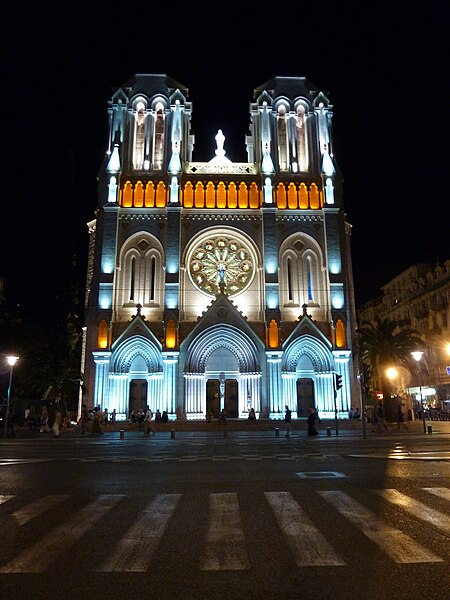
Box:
[206,379,238,418]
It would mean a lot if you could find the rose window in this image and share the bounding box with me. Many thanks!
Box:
[188,235,255,297]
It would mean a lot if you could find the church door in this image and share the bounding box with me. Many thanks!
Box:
[225,379,238,418]
[297,378,315,417]
[129,379,148,417]
[206,379,220,417]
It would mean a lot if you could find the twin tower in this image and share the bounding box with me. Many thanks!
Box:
[82,74,358,421]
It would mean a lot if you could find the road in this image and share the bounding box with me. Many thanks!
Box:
[0,425,449,600]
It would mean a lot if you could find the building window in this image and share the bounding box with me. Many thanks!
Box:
[133,101,146,170]
[277,105,289,171]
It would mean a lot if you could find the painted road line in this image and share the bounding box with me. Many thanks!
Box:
[11,495,70,526]
[99,494,181,572]
[265,491,345,566]
[320,490,442,563]
[200,493,249,571]
[0,495,14,506]
[376,489,450,535]
[422,487,450,502]
[0,494,124,573]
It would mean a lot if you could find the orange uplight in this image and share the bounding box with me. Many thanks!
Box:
[166,320,177,349]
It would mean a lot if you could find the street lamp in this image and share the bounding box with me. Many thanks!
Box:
[3,355,19,439]
[411,351,426,434]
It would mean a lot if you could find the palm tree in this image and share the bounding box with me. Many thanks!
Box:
[356,316,423,419]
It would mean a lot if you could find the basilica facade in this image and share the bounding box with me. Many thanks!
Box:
[82,74,359,420]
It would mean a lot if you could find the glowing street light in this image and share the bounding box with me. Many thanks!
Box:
[411,351,426,434]
[3,355,19,439]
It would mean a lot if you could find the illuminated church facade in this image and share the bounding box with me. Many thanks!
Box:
[82,74,359,420]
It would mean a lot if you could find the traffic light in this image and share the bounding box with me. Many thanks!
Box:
[335,373,343,390]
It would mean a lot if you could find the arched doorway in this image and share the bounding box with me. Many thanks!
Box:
[297,378,315,417]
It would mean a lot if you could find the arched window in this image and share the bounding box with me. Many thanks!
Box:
[133,101,146,170]
[153,103,165,170]
[280,236,326,310]
[117,234,164,310]
[277,104,289,171]
[295,104,308,172]
[335,319,346,348]
[165,319,177,348]
[98,320,109,349]
[268,319,279,348]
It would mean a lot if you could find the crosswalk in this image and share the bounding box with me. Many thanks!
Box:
[0,487,448,573]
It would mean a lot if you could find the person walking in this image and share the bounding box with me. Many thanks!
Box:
[144,406,153,436]
[396,403,408,431]
[284,405,292,437]
[307,407,318,436]
[376,403,389,433]
[52,408,62,437]
[40,406,51,433]
[80,404,90,436]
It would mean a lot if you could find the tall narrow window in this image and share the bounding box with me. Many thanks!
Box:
[296,105,308,171]
[277,105,289,171]
[130,256,136,301]
[150,256,156,301]
[153,105,165,170]
[307,257,313,302]
[133,102,146,170]
[287,257,293,301]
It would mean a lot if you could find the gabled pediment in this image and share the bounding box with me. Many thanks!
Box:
[111,312,162,352]
[283,311,332,351]
[182,292,263,350]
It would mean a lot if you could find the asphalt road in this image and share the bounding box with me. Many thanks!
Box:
[0,426,449,600]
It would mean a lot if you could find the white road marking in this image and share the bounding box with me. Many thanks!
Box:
[265,491,345,566]
[422,487,450,502]
[99,494,181,572]
[376,488,450,535]
[0,494,124,573]
[200,493,249,571]
[12,495,70,526]
[320,490,443,563]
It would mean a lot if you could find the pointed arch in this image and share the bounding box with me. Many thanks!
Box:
[184,324,260,373]
[111,335,163,374]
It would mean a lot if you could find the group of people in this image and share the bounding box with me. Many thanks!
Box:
[284,405,319,437]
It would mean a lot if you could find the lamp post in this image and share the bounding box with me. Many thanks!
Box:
[3,355,19,439]
[411,351,426,434]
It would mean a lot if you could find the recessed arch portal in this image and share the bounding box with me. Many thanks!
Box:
[185,324,260,373]
[183,324,262,419]
[111,335,163,374]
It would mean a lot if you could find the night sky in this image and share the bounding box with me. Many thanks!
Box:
[2,3,449,321]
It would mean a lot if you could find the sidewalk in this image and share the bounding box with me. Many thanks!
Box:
[7,418,450,439]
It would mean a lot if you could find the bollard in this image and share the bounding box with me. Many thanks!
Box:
[119,429,125,439]
[327,427,331,437]
[171,429,175,439]
[275,428,279,437]
[427,425,432,435]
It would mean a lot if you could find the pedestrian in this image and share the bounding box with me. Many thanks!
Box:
[53,407,62,437]
[161,410,169,423]
[307,407,318,436]
[155,409,162,423]
[91,407,104,434]
[396,403,408,431]
[376,403,389,433]
[111,409,116,423]
[219,408,227,422]
[248,407,256,420]
[80,403,89,436]
[314,407,321,424]
[144,406,153,436]
[40,406,51,433]
[284,405,292,437]
[6,405,16,438]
